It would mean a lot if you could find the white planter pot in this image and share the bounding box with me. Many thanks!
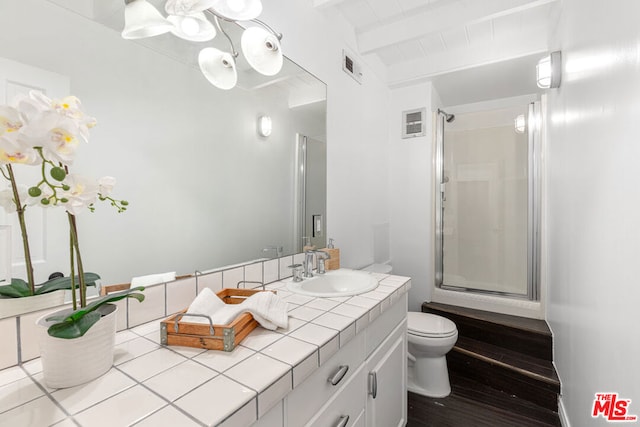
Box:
[37,304,118,388]
[0,290,66,319]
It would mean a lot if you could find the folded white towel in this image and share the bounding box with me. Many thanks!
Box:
[183,289,288,330]
[131,271,176,287]
[184,288,225,320]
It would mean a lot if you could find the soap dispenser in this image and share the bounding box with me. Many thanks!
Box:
[321,238,340,271]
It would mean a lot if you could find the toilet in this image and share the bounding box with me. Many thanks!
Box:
[361,263,393,274]
[407,312,458,398]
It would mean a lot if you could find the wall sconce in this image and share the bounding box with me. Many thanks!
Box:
[122,0,283,90]
[514,114,526,133]
[537,51,562,89]
[258,115,272,137]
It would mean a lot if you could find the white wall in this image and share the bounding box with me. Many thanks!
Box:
[389,83,435,311]
[261,2,392,270]
[546,0,640,424]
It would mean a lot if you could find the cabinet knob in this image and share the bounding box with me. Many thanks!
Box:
[334,415,350,427]
[368,371,378,399]
[328,365,349,386]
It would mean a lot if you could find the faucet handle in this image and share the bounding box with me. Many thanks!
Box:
[317,258,327,275]
[288,264,303,282]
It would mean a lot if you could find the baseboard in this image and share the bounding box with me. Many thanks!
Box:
[558,395,571,427]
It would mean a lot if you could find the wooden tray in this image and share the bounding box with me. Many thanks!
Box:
[160,288,273,352]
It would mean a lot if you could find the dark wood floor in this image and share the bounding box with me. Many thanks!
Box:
[407,390,558,427]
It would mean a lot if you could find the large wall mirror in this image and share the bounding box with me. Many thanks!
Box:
[0,0,327,305]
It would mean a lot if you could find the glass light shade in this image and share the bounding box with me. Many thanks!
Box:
[241,27,283,76]
[537,51,562,89]
[121,0,173,40]
[168,13,216,41]
[165,0,217,15]
[514,114,526,133]
[198,47,238,90]
[258,115,272,137]
[209,0,262,20]
[536,56,552,88]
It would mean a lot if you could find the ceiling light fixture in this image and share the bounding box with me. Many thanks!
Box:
[121,0,283,90]
[536,51,562,89]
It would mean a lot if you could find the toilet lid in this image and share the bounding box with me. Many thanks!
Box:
[408,312,457,337]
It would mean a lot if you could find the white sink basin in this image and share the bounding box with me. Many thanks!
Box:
[286,268,379,297]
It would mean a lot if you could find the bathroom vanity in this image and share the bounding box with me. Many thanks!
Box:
[0,267,409,427]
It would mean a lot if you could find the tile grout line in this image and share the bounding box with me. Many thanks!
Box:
[112,364,208,427]
[18,365,79,425]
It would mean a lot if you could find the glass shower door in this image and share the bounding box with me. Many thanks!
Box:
[436,104,539,298]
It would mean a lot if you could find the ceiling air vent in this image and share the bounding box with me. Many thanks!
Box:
[402,108,426,139]
[342,50,362,84]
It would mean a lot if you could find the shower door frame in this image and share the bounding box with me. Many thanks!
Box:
[434,103,541,301]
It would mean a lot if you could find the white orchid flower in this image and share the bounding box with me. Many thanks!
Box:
[61,174,99,215]
[28,91,96,144]
[0,106,23,136]
[11,92,50,124]
[98,176,116,196]
[0,132,40,165]
[20,111,81,165]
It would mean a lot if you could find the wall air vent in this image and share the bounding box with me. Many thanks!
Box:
[402,108,426,139]
[342,49,362,84]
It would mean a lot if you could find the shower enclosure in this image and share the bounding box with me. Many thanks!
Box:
[294,134,327,252]
[435,103,541,300]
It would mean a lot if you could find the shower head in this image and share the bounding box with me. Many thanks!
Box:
[438,109,455,123]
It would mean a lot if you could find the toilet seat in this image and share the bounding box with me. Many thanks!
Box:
[408,312,457,338]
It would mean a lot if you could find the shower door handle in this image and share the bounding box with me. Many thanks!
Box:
[440,182,446,201]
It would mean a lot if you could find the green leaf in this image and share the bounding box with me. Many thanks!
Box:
[0,279,32,298]
[34,272,100,295]
[46,286,145,339]
[46,311,101,339]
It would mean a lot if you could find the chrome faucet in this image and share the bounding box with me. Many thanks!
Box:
[303,250,330,278]
[303,250,315,278]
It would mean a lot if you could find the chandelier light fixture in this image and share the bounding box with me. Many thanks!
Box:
[121,0,284,90]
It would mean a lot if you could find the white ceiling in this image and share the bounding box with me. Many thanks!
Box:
[314,0,561,106]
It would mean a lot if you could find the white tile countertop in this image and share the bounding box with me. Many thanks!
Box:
[0,273,410,427]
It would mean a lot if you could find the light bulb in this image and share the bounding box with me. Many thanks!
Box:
[180,16,200,35]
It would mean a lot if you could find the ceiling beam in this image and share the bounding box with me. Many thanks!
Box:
[386,24,548,87]
[357,0,558,55]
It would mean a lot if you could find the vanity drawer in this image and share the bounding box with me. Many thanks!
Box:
[286,331,365,427]
[306,364,366,427]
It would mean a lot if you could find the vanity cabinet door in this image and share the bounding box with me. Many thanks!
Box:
[365,321,407,427]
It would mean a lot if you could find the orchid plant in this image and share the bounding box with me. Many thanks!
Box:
[0,91,144,338]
